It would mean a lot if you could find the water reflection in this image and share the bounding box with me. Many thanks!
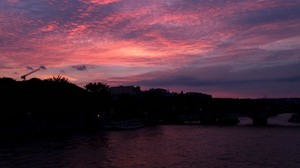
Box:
[268,113,300,126]
[1,126,300,168]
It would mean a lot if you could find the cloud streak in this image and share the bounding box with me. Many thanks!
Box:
[72,65,87,71]
[0,0,299,97]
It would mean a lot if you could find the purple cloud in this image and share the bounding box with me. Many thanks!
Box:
[72,65,87,71]
[0,0,300,97]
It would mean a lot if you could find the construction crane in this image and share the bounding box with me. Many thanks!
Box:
[21,68,41,80]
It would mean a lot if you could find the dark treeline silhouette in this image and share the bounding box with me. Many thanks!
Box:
[0,76,107,135]
[1,77,300,135]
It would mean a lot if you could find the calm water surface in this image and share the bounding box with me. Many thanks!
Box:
[0,116,300,168]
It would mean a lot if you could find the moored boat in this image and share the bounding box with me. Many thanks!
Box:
[104,119,144,130]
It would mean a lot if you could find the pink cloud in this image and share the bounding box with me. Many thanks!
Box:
[1,0,300,97]
[67,24,88,38]
[39,23,58,32]
[81,0,121,5]
[7,0,20,5]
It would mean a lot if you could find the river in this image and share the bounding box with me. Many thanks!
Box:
[0,114,300,168]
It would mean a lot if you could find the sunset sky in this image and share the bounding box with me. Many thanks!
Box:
[1,0,300,98]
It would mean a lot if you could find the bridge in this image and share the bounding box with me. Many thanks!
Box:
[210,98,300,126]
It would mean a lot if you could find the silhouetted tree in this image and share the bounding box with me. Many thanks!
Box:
[85,82,110,97]
[84,82,111,121]
[45,75,70,83]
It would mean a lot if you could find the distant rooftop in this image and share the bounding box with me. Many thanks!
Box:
[110,85,141,96]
